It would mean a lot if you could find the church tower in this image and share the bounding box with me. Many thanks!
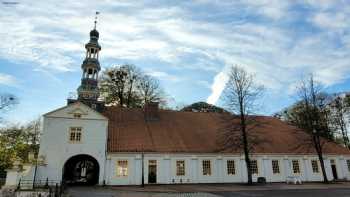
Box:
[72,13,104,111]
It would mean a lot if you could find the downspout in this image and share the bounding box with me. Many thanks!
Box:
[103,120,108,185]
[142,151,144,187]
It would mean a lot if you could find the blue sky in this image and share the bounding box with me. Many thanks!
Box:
[1,0,350,123]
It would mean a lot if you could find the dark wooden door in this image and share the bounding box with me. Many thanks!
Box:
[148,160,157,183]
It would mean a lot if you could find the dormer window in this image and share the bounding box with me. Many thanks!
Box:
[73,113,81,118]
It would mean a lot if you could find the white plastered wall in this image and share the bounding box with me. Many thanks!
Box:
[105,153,350,185]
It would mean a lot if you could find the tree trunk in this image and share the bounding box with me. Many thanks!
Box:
[119,86,124,107]
[126,79,134,108]
[318,152,328,183]
[314,135,328,183]
[340,121,350,149]
[240,111,252,185]
[341,130,350,149]
[119,92,124,107]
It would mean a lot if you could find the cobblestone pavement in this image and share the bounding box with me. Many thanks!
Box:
[66,185,350,197]
[214,188,350,197]
[67,188,221,197]
[106,182,350,193]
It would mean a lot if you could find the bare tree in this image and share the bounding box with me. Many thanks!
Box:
[138,75,165,106]
[100,64,168,108]
[0,94,17,111]
[102,64,141,107]
[0,93,18,121]
[100,65,166,108]
[123,65,140,107]
[294,75,330,183]
[280,93,334,141]
[220,65,264,185]
[25,118,41,153]
[330,96,350,149]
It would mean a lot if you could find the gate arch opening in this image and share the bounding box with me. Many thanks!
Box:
[62,154,99,185]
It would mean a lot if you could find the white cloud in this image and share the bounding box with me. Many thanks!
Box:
[146,70,181,82]
[1,0,350,112]
[0,73,18,86]
[243,0,290,20]
[304,0,339,10]
[311,12,348,30]
[207,68,229,104]
[154,19,227,48]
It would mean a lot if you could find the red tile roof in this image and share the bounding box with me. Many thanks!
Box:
[103,107,350,155]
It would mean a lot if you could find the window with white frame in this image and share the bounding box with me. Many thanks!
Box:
[272,160,280,174]
[116,160,128,177]
[250,160,258,174]
[176,160,185,176]
[227,160,235,175]
[292,160,301,174]
[347,160,350,172]
[311,160,319,173]
[69,127,82,143]
[202,160,211,175]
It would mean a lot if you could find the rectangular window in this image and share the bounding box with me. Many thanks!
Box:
[347,160,350,172]
[76,132,81,141]
[69,132,75,141]
[116,160,128,177]
[73,113,81,118]
[292,160,300,174]
[272,160,280,174]
[250,160,258,174]
[330,159,336,165]
[176,160,185,176]
[227,160,235,175]
[311,160,319,173]
[202,160,211,176]
[69,127,82,143]
[149,160,157,165]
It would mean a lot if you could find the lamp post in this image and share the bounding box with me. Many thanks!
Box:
[141,150,144,187]
[33,161,38,188]
[31,120,40,189]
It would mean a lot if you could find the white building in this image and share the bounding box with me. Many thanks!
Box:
[34,103,350,185]
[6,21,350,187]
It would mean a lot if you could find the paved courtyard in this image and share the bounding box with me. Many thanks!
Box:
[66,183,350,197]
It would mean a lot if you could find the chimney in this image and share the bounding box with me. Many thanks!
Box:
[144,102,159,121]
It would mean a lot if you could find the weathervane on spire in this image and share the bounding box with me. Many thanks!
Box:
[94,11,100,29]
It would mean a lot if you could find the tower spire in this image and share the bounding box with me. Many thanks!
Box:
[74,12,102,110]
[94,11,99,30]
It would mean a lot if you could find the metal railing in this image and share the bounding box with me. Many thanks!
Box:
[0,178,5,188]
[16,178,66,197]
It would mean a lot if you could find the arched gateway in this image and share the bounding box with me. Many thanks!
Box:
[62,154,99,185]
